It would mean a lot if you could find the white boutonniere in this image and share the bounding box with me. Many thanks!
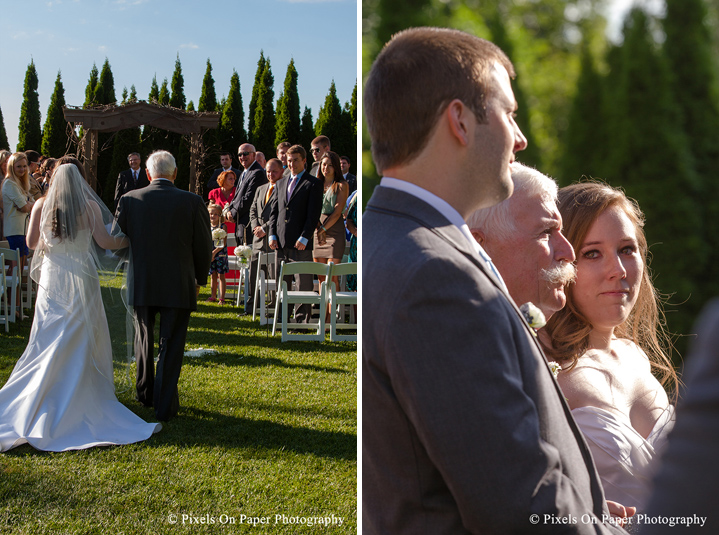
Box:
[520,302,547,335]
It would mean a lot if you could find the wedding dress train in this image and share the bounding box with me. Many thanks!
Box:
[0,229,160,452]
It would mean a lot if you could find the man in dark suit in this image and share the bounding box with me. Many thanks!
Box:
[114,152,149,211]
[340,155,357,194]
[363,28,629,534]
[227,143,267,246]
[206,151,241,196]
[247,158,281,314]
[276,141,292,178]
[116,150,212,422]
[268,145,323,324]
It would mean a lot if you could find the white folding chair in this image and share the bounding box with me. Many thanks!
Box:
[0,247,24,322]
[327,262,357,342]
[0,254,10,332]
[271,261,330,342]
[21,251,35,312]
[252,251,277,324]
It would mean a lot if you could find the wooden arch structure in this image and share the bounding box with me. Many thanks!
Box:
[63,101,220,194]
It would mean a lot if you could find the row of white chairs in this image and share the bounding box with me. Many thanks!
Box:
[0,245,35,332]
[271,260,357,343]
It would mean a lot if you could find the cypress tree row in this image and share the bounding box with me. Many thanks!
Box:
[198,59,219,188]
[663,0,719,303]
[93,59,116,106]
[0,106,8,150]
[169,56,190,190]
[129,85,138,103]
[248,52,266,145]
[275,59,301,148]
[159,79,170,105]
[148,76,160,103]
[198,59,217,112]
[606,8,704,351]
[41,71,70,157]
[251,59,275,156]
[17,60,42,153]
[218,70,246,155]
[170,55,186,110]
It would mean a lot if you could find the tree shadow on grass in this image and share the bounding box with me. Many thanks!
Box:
[182,352,351,375]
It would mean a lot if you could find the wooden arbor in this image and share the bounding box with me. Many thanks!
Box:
[63,101,220,194]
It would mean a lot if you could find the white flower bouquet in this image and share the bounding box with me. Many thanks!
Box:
[212,227,227,247]
[235,245,252,266]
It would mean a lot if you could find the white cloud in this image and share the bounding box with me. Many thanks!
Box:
[179,43,199,50]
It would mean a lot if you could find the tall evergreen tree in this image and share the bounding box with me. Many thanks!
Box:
[121,87,129,105]
[0,105,9,150]
[349,80,357,137]
[148,76,160,103]
[170,55,186,110]
[159,78,170,106]
[198,59,217,112]
[187,101,195,112]
[608,8,703,349]
[93,58,116,105]
[559,44,608,184]
[17,60,42,152]
[42,71,70,157]
[251,58,275,156]
[248,51,266,144]
[275,59,301,147]
[663,0,719,302]
[315,81,347,156]
[299,106,315,152]
[129,85,138,103]
[91,58,117,206]
[219,70,246,155]
[84,63,99,107]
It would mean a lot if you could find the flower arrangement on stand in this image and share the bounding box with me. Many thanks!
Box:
[235,245,252,268]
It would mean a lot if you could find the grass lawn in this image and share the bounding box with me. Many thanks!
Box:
[0,283,357,534]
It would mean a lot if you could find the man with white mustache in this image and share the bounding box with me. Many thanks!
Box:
[467,162,576,320]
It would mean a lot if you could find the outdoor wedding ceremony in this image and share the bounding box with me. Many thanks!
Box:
[0,0,357,533]
[363,0,719,534]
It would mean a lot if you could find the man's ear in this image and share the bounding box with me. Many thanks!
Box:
[445,99,471,147]
[470,229,485,245]
[146,169,152,181]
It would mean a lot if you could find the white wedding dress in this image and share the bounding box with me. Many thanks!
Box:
[0,228,160,452]
[572,404,675,509]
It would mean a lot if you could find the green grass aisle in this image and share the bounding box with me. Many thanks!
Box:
[0,287,357,534]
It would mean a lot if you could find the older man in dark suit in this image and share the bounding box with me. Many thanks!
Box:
[227,143,267,245]
[268,145,323,324]
[363,27,629,534]
[246,158,282,314]
[114,152,149,211]
[116,150,212,422]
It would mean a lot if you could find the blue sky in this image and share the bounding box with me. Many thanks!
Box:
[0,0,359,151]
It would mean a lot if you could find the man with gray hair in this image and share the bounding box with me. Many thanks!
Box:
[114,152,149,211]
[466,162,576,320]
[116,150,212,422]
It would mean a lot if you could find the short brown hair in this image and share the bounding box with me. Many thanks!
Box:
[287,145,306,160]
[311,135,330,149]
[276,141,291,152]
[364,27,514,174]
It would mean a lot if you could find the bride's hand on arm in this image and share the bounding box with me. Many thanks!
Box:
[26,198,45,250]
[88,200,129,250]
[607,500,636,528]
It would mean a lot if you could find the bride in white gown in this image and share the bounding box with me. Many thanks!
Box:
[0,163,160,452]
[541,181,678,511]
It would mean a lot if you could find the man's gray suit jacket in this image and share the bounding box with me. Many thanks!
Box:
[362,185,625,534]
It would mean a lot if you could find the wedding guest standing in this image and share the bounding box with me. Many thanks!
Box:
[309,135,330,177]
[363,27,628,534]
[2,152,35,292]
[313,151,349,310]
[207,170,236,234]
[268,145,323,324]
[0,149,12,239]
[116,150,212,422]
[227,143,267,245]
[207,203,229,304]
[542,181,678,511]
[114,152,149,211]
[340,155,357,194]
[206,151,241,195]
